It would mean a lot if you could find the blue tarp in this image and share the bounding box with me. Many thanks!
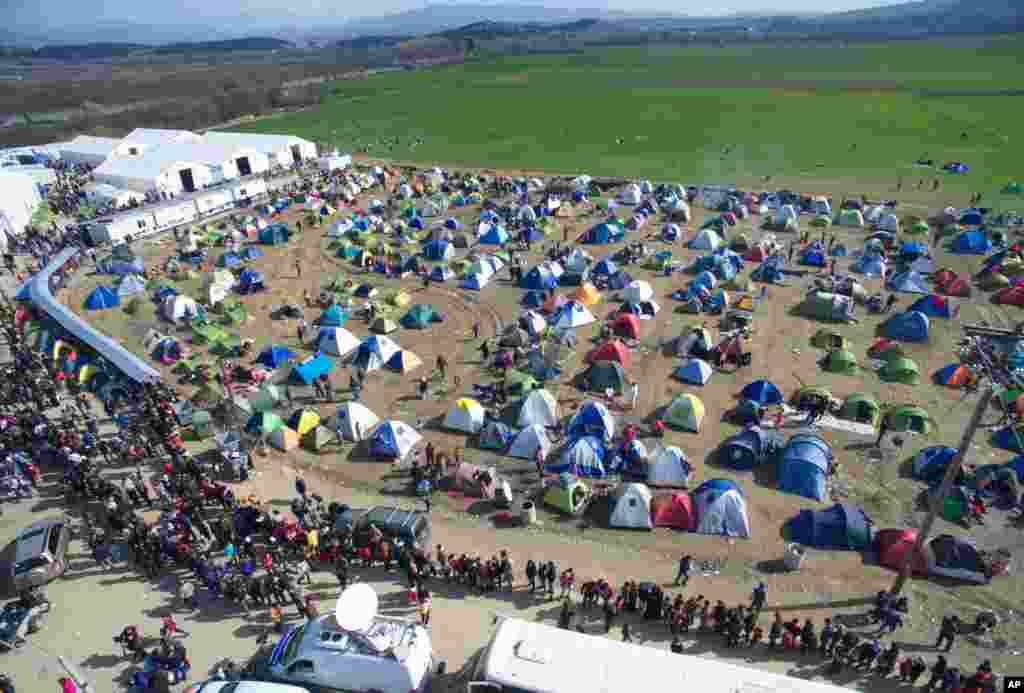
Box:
[718,428,772,470]
[886,310,930,342]
[786,503,873,550]
[85,286,120,310]
[951,230,991,254]
[290,354,334,385]
[778,434,832,501]
[913,446,958,482]
[802,249,826,267]
[256,345,296,369]
[740,380,783,406]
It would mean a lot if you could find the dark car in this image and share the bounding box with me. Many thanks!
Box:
[11,518,71,592]
[353,506,430,548]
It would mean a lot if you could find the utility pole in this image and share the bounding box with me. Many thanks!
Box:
[892,385,993,594]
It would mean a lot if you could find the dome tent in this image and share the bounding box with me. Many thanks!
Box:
[884,405,934,434]
[387,349,423,373]
[256,345,296,369]
[586,339,631,368]
[911,295,957,319]
[912,446,958,483]
[741,379,783,406]
[402,304,438,329]
[951,230,991,254]
[245,411,285,436]
[521,266,560,290]
[786,503,874,550]
[879,357,921,385]
[551,436,607,478]
[925,534,992,584]
[316,327,360,357]
[823,349,859,375]
[778,434,833,501]
[369,420,421,459]
[651,493,696,530]
[328,402,379,441]
[802,292,855,322]
[877,528,929,575]
[508,425,552,460]
[688,229,724,251]
[552,301,596,330]
[887,270,930,294]
[693,479,750,538]
[934,363,974,388]
[85,286,120,310]
[852,253,886,277]
[673,358,713,385]
[609,483,654,530]
[317,304,348,328]
[717,427,772,470]
[623,280,654,303]
[566,400,615,444]
[612,313,641,340]
[353,335,400,372]
[886,311,930,342]
[518,388,559,428]
[443,398,486,433]
[117,274,147,297]
[647,446,692,487]
[584,360,628,395]
[839,393,881,427]
[544,475,590,515]
[664,394,705,433]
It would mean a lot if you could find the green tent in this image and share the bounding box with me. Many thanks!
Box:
[402,304,437,329]
[839,393,881,428]
[302,425,336,451]
[543,477,589,515]
[980,272,1010,290]
[1003,182,1023,195]
[909,221,930,235]
[584,360,627,394]
[811,215,832,228]
[824,349,859,375]
[192,324,229,346]
[793,386,833,411]
[884,405,934,434]
[802,291,854,322]
[250,385,282,413]
[222,301,248,325]
[879,357,920,385]
[812,329,850,351]
[246,411,284,435]
[190,410,214,439]
[940,486,969,523]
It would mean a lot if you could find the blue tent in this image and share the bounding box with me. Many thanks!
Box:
[522,290,546,308]
[154,286,177,301]
[85,286,120,310]
[424,240,453,260]
[521,266,559,290]
[369,421,420,459]
[354,284,375,298]
[242,247,264,261]
[479,225,510,245]
[951,230,991,254]
[831,244,848,257]
[103,258,145,275]
[409,217,425,230]
[444,217,463,230]
[959,210,983,226]
[718,427,772,470]
[673,359,713,385]
[430,265,455,282]
[256,345,296,369]
[911,295,956,319]
[607,270,634,290]
[1006,457,1024,483]
[237,269,265,293]
[786,503,874,550]
[580,223,623,245]
[900,241,927,261]
[886,311,930,342]
[592,258,618,276]
[740,380,783,406]
[549,436,607,478]
[778,434,833,501]
[752,260,784,284]
[852,253,886,277]
[218,253,242,268]
[461,273,489,290]
[14,280,31,301]
[994,426,1024,452]
[318,305,348,327]
[912,446,958,482]
[521,226,545,242]
[567,400,615,443]
[290,354,334,385]
[259,224,290,245]
[692,479,750,537]
[887,270,929,294]
[801,248,826,267]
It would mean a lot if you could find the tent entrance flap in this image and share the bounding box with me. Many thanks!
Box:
[179,168,196,193]
[236,156,252,176]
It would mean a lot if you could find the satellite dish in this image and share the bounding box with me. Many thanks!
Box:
[335,583,378,632]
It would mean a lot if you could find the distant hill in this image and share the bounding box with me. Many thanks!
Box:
[794,0,1022,34]
[438,18,611,39]
[333,35,412,50]
[33,43,149,60]
[26,37,295,61]
[153,37,294,54]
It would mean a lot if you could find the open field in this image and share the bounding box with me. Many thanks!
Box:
[239,36,1024,198]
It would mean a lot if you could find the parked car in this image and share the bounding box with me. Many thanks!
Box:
[11,518,71,592]
[353,506,431,548]
[184,681,309,693]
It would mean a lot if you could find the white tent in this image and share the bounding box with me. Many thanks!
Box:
[508,425,552,460]
[618,184,642,205]
[609,483,654,529]
[623,280,654,303]
[355,335,400,372]
[518,205,537,223]
[879,214,901,233]
[117,274,147,297]
[443,398,486,433]
[564,249,592,273]
[689,229,723,251]
[694,484,751,538]
[329,219,354,237]
[552,301,596,329]
[317,328,360,357]
[162,294,199,323]
[518,388,560,428]
[639,180,653,194]
[864,205,884,224]
[520,310,547,336]
[207,282,230,306]
[328,402,380,441]
[647,446,692,487]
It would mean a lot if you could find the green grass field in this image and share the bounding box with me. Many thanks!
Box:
[239,35,1024,198]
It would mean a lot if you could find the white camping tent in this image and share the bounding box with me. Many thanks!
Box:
[508,425,552,460]
[162,295,199,323]
[518,389,560,428]
[317,328,360,357]
[647,446,692,487]
[689,229,723,251]
[328,402,380,441]
[443,398,486,433]
[609,483,653,529]
[618,184,642,205]
[564,248,592,273]
[552,301,596,329]
[355,335,400,372]
[623,280,654,303]
[117,274,147,297]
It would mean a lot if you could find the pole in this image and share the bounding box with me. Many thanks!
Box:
[891,385,993,594]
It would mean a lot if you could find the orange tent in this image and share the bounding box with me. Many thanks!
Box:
[613,313,641,340]
[586,339,632,368]
[651,493,696,530]
[574,282,601,306]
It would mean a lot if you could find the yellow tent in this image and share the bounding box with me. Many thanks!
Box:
[574,282,602,306]
[665,394,706,433]
[53,339,66,361]
[290,409,321,436]
[269,426,300,451]
[735,295,756,311]
[78,363,98,385]
[389,290,411,308]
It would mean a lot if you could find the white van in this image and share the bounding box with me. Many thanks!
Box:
[464,617,858,693]
[268,613,434,693]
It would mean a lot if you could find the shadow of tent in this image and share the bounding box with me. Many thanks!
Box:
[466,499,496,517]
[754,558,790,574]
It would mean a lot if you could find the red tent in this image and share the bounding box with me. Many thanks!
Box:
[941,276,971,297]
[996,286,1024,306]
[613,314,641,340]
[876,528,928,575]
[868,338,903,360]
[586,339,632,368]
[745,246,768,262]
[933,268,956,288]
[651,493,696,530]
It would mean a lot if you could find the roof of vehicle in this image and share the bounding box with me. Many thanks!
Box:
[14,518,63,564]
[359,506,427,532]
[190,680,310,693]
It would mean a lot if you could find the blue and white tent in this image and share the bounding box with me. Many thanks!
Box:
[693,479,751,538]
[85,286,120,310]
[117,274,147,297]
[673,358,713,385]
[369,420,422,459]
[718,427,772,470]
[521,266,560,290]
[740,379,783,406]
[429,265,455,282]
[552,301,596,329]
[566,400,615,443]
[461,273,490,290]
[353,335,400,372]
[886,310,930,342]
[778,434,832,501]
[592,258,619,276]
[256,345,296,369]
[549,436,607,478]
[887,270,930,294]
[290,354,334,385]
[478,224,510,245]
[912,446,958,483]
[522,290,546,308]
[852,253,886,277]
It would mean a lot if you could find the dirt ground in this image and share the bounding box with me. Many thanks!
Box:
[58,165,1024,677]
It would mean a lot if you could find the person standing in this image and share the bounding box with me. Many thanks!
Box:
[603,598,616,633]
[674,554,692,586]
[545,560,557,598]
[418,590,432,626]
[621,622,633,643]
[526,559,538,593]
[935,615,958,652]
[751,582,767,612]
[630,381,640,410]
[875,414,889,448]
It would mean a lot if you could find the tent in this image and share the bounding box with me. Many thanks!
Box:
[478,224,510,245]
[823,348,859,375]
[269,426,300,451]
[623,280,654,303]
[612,313,641,340]
[593,258,618,276]
[424,240,454,261]
[651,493,696,530]
[162,295,199,323]
[429,265,455,283]
[887,270,930,294]
[911,295,957,319]
[664,394,705,433]
[565,248,593,273]
[402,304,437,329]
[852,254,886,277]
[255,345,295,370]
[619,300,661,320]
[778,434,833,501]
[802,292,855,322]
[886,311,930,342]
[939,274,971,297]
[371,317,399,335]
[544,476,590,515]
[368,420,421,459]
[461,273,490,290]
[673,358,713,385]
[718,427,772,470]
[552,301,596,330]
[884,405,934,434]
[996,286,1024,306]
[217,253,243,268]
[607,270,634,291]
[609,483,654,530]
[839,393,881,427]
[509,425,552,460]
[387,349,423,373]
[926,534,991,584]
[877,528,929,575]
[85,286,120,310]
[868,338,905,362]
[837,209,865,228]
[303,425,337,451]
[237,269,265,293]
[521,266,559,290]
[647,446,691,487]
[317,304,348,328]
[879,357,921,385]
[583,360,627,395]
[574,283,601,307]
[586,340,631,368]
[316,327,359,357]
[519,310,547,337]
[689,229,724,251]
[934,363,974,388]
[567,400,615,443]
[328,402,379,441]
[245,411,285,436]
[693,479,751,538]
[811,329,850,351]
[479,421,514,450]
[741,380,783,406]
[786,503,874,550]
[288,408,321,436]
[518,389,560,428]
[443,398,486,433]
[579,222,623,245]
[290,354,334,386]
[951,230,991,254]
[353,335,400,372]
[912,446,958,483]
[552,436,607,478]
[258,223,290,245]
[117,274,147,298]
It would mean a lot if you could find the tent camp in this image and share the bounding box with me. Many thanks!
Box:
[778,434,833,501]
[651,493,696,530]
[508,425,552,460]
[544,475,590,515]
[839,393,881,427]
[328,402,380,441]
[387,349,422,373]
[886,311,930,342]
[368,420,421,459]
[786,503,874,550]
[586,340,631,368]
[290,354,334,386]
[567,400,615,443]
[925,534,993,584]
[664,394,705,433]
[717,427,772,470]
[823,348,859,375]
[912,446,958,483]
[443,398,486,433]
[353,335,400,372]
[518,388,560,428]
[673,358,713,385]
[884,405,934,434]
[688,229,724,251]
[802,292,855,322]
[316,327,360,357]
[693,479,751,538]
[951,230,991,254]
[85,286,120,310]
[551,436,607,478]
[256,345,296,369]
[552,301,596,330]
[887,270,930,294]
[935,363,975,388]
[647,446,691,487]
[911,295,958,319]
[609,483,654,529]
[880,357,921,384]
[741,380,783,406]
[583,360,628,395]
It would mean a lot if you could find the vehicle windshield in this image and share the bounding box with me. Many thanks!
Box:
[281,624,306,665]
[13,556,49,575]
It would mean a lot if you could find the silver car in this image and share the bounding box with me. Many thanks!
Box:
[11,518,71,592]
